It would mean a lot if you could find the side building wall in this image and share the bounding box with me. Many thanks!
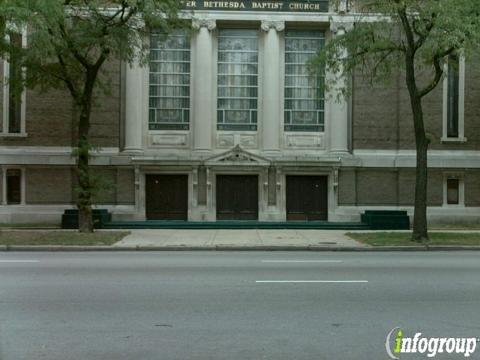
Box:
[353,57,480,150]
[0,59,130,224]
[0,60,122,148]
[338,168,480,223]
[345,54,480,224]
[0,166,135,224]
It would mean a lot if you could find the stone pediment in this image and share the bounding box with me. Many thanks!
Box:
[204,145,271,166]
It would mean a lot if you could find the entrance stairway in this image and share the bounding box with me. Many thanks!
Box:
[103,220,371,230]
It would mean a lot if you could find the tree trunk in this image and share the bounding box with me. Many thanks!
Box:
[76,74,96,233]
[410,95,429,242]
[403,43,430,243]
[77,134,93,233]
[77,113,93,233]
[412,110,429,242]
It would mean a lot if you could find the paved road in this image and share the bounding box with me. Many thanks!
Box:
[0,252,479,360]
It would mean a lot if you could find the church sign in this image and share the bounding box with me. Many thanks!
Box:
[185,1,329,12]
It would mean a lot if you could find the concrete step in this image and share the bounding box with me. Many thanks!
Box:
[103,221,371,230]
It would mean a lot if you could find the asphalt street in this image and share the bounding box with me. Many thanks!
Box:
[0,251,479,360]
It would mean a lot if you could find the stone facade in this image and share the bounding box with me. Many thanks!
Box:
[0,4,478,225]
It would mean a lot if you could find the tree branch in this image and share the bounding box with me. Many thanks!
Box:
[56,52,80,99]
[418,46,456,98]
[398,6,416,53]
[413,13,436,50]
[57,22,90,69]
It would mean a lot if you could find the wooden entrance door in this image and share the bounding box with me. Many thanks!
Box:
[286,176,328,221]
[146,175,188,220]
[216,175,258,220]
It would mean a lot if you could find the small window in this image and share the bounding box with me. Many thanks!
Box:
[2,30,26,135]
[446,54,459,138]
[446,178,459,205]
[6,169,21,205]
[442,53,465,142]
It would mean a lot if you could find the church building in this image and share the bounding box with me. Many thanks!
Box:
[0,0,479,224]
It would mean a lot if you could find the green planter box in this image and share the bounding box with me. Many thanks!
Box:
[61,209,112,229]
[361,210,410,230]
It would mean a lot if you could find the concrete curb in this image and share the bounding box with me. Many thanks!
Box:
[2,245,480,252]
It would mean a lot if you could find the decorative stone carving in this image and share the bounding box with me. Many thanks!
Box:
[261,20,285,32]
[192,18,216,31]
[217,134,235,148]
[286,134,324,149]
[150,134,188,147]
[330,21,354,34]
[239,135,258,148]
[204,145,271,166]
[220,145,257,162]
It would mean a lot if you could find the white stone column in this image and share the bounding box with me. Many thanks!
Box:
[192,19,216,153]
[261,21,284,153]
[329,22,352,154]
[124,59,145,153]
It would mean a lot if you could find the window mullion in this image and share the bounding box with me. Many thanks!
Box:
[284,30,325,133]
[217,29,259,131]
[149,31,191,131]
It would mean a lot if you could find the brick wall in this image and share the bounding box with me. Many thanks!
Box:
[338,168,444,207]
[338,168,356,205]
[0,169,3,204]
[356,169,398,205]
[465,170,480,207]
[463,59,480,149]
[26,168,73,204]
[94,168,117,205]
[353,56,480,150]
[79,60,122,148]
[352,73,400,150]
[0,62,4,131]
[25,166,134,205]
[116,168,135,205]
[0,60,121,148]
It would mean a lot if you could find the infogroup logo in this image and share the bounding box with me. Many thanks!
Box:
[385,327,479,359]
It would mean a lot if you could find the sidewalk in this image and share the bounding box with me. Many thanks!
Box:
[2,229,480,251]
[114,229,368,249]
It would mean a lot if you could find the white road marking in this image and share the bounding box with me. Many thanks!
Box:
[0,260,40,263]
[261,260,343,263]
[256,280,368,283]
